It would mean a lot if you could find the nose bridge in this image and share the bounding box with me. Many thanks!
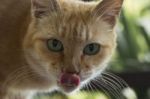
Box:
[63,47,80,73]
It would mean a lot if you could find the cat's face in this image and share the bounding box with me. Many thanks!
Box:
[23,0,123,93]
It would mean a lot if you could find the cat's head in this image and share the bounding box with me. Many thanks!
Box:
[23,0,123,93]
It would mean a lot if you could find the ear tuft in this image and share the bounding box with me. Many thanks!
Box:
[92,0,123,26]
[31,0,60,18]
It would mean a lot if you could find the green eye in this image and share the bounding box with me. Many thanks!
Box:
[47,39,63,52]
[83,43,100,55]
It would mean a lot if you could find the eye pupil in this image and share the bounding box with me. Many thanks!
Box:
[89,45,94,52]
[53,39,58,47]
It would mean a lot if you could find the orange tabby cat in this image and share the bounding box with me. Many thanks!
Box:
[0,0,123,98]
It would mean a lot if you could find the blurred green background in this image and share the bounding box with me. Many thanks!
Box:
[110,0,150,98]
[111,0,150,73]
[35,0,150,99]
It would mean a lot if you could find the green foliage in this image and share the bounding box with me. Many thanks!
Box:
[110,0,150,72]
[35,91,108,99]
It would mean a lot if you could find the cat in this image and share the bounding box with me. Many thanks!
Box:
[0,0,123,99]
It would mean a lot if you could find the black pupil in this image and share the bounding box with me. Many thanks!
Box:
[89,44,94,52]
[53,39,58,47]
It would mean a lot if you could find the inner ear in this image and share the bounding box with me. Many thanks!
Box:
[92,0,123,26]
[31,0,60,18]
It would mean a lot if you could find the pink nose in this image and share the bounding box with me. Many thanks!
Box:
[60,73,80,87]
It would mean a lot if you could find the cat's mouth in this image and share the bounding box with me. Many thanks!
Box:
[58,73,80,92]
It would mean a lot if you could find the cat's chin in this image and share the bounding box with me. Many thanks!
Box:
[57,84,81,95]
[58,85,79,93]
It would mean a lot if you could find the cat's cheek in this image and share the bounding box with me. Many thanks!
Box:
[81,55,98,70]
[34,41,62,63]
[25,51,48,77]
[80,47,112,72]
[87,46,116,70]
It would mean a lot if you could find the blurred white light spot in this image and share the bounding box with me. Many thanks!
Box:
[122,87,137,99]
[138,18,150,35]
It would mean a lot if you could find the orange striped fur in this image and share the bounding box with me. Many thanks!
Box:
[0,0,123,98]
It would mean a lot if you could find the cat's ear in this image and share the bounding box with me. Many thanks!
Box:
[92,0,123,26]
[31,0,60,18]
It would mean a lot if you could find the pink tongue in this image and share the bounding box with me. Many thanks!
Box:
[60,73,80,87]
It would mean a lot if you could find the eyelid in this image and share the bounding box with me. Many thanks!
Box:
[84,42,100,47]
